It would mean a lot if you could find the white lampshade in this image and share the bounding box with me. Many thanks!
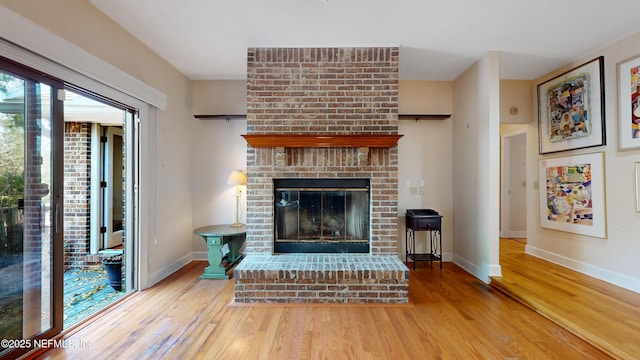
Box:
[227,170,247,185]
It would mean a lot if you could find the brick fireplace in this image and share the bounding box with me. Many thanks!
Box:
[233,47,409,304]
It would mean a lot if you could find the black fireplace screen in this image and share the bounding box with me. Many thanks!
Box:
[273,178,370,253]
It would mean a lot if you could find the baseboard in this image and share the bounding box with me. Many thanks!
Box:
[488,263,502,277]
[191,251,208,262]
[147,252,198,287]
[507,231,526,238]
[453,254,489,284]
[525,244,640,294]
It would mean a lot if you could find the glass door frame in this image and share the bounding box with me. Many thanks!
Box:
[0,56,141,358]
[0,26,152,355]
[0,57,64,359]
[66,85,139,294]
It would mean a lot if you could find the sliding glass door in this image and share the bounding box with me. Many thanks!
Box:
[0,60,64,359]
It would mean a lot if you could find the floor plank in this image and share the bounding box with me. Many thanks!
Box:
[491,238,640,360]
[29,258,610,359]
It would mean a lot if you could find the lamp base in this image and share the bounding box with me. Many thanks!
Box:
[231,222,244,228]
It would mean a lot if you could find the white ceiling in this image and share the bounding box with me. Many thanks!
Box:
[90,0,640,81]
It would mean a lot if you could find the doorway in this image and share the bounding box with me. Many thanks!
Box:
[62,89,137,327]
[501,131,527,240]
[0,58,140,359]
[103,126,124,249]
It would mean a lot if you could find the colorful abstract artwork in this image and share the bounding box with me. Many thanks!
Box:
[545,163,592,224]
[539,152,606,238]
[617,55,640,150]
[629,66,640,139]
[538,57,605,154]
[545,74,591,143]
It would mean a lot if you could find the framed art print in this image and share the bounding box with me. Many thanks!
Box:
[539,152,606,238]
[537,56,605,154]
[617,55,640,150]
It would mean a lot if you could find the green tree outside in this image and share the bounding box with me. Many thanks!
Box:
[0,73,25,207]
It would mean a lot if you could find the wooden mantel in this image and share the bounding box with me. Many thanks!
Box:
[241,134,403,148]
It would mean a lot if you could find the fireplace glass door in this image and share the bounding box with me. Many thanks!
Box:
[274,179,370,253]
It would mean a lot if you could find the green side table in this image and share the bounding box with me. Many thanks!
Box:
[194,224,246,280]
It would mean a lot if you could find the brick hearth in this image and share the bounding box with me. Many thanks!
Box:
[234,47,408,304]
[234,254,408,304]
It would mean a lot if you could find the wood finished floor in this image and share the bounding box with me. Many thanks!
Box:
[491,238,640,360]
[31,253,612,359]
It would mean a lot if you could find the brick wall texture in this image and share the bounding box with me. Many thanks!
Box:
[64,122,92,270]
[245,46,400,255]
[236,47,408,304]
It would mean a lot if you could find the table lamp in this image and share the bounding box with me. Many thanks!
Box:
[227,170,247,227]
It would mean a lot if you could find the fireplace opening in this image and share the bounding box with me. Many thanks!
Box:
[273,178,370,253]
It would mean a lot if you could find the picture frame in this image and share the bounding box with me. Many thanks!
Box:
[636,162,640,212]
[539,152,606,238]
[537,56,605,154]
[617,55,640,150]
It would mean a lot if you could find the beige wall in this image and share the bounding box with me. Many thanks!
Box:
[396,80,454,260]
[399,80,453,114]
[190,119,247,253]
[451,52,502,282]
[192,80,246,115]
[397,118,454,260]
[190,81,247,253]
[500,80,533,124]
[526,31,640,292]
[190,80,247,255]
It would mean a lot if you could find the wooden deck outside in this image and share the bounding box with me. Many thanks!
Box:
[63,269,124,328]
